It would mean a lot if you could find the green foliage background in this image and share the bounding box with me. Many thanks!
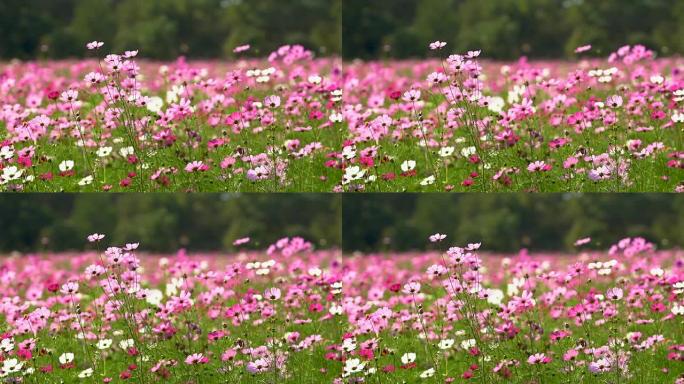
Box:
[342,194,684,252]
[343,0,684,59]
[0,194,342,252]
[0,0,341,60]
[2,0,682,60]
[1,194,681,254]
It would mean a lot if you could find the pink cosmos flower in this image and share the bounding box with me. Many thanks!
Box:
[575,45,592,54]
[60,90,78,103]
[220,156,236,169]
[60,282,79,295]
[124,243,139,251]
[607,95,623,108]
[429,233,447,242]
[264,287,281,301]
[606,287,623,301]
[429,41,447,50]
[247,358,270,373]
[574,237,591,246]
[465,243,481,250]
[527,353,550,365]
[264,95,281,109]
[233,237,250,246]
[527,161,551,172]
[589,358,612,373]
[563,156,579,169]
[588,165,612,181]
[563,349,579,361]
[185,161,209,173]
[184,353,208,365]
[402,90,421,103]
[86,41,104,50]
[233,44,251,53]
[466,50,481,58]
[84,264,106,279]
[221,349,237,361]
[426,264,447,278]
[87,233,105,242]
[402,282,421,295]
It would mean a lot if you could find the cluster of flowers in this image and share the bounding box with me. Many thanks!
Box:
[1,41,682,191]
[0,234,681,382]
[341,42,683,192]
[0,42,342,191]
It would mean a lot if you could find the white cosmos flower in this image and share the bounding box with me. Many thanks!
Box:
[0,146,14,160]
[59,352,74,364]
[438,146,455,157]
[330,89,343,102]
[420,175,435,186]
[78,368,93,378]
[461,146,476,157]
[78,176,93,186]
[119,147,135,157]
[1,166,23,183]
[401,352,416,364]
[400,160,416,172]
[0,338,14,352]
[672,304,684,316]
[342,166,365,185]
[438,339,455,350]
[119,339,135,349]
[165,85,184,103]
[308,74,322,84]
[342,146,356,160]
[2,358,22,374]
[146,289,163,306]
[58,160,74,172]
[343,358,365,376]
[650,74,664,84]
[461,339,476,349]
[147,96,164,113]
[672,112,684,123]
[507,283,519,296]
[330,113,344,123]
[486,289,505,305]
[419,368,435,378]
[96,146,113,157]
[329,304,343,315]
[487,96,505,113]
[673,281,684,294]
[342,338,357,352]
[97,339,112,350]
[330,281,343,294]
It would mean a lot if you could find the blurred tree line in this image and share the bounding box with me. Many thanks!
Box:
[343,194,684,252]
[343,0,684,59]
[4,0,681,61]
[0,194,341,252]
[0,0,341,60]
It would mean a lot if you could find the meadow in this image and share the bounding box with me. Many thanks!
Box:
[0,42,682,192]
[0,234,682,383]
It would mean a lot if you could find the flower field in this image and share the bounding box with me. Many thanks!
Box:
[344,44,683,192]
[0,44,343,192]
[0,42,682,192]
[0,235,682,383]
